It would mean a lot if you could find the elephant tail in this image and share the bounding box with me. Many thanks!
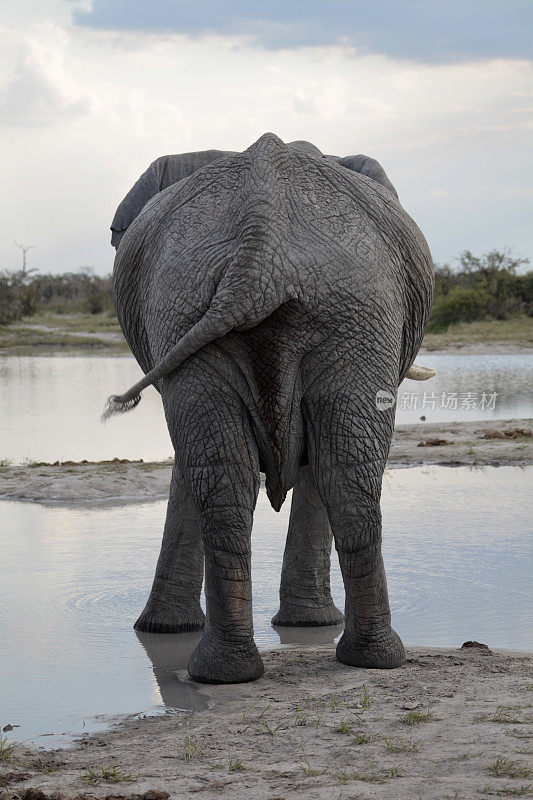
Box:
[102,277,289,422]
[101,308,237,422]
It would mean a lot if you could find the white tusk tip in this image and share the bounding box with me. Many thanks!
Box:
[406,364,437,381]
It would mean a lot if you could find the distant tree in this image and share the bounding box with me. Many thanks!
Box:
[14,241,38,281]
[428,248,532,331]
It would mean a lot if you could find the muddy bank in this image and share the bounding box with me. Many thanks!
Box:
[0,419,531,503]
[419,341,533,355]
[3,645,531,800]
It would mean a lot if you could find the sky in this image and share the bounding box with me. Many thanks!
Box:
[1,0,532,275]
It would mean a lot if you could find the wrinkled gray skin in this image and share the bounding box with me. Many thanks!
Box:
[108,133,433,684]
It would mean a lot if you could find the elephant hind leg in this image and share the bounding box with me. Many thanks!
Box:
[304,387,405,669]
[272,465,344,627]
[134,458,205,634]
[162,359,264,684]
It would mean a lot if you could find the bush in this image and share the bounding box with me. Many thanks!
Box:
[428,287,491,332]
[0,269,115,324]
[0,275,20,325]
[29,270,114,315]
[429,249,532,331]
[0,273,39,324]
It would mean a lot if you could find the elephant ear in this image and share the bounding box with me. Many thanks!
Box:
[327,153,399,199]
[110,149,238,248]
[111,163,159,248]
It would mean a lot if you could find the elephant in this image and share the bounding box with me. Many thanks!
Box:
[105,133,435,684]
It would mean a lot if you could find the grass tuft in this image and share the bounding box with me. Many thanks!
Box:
[486,756,531,779]
[80,766,138,785]
[301,759,327,778]
[0,736,16,763]
[352,766,403,783]
[359,684,371,709]
[382,734,419,753]
[184,736,207,761]
[491,706,527,725]
[294,708,310,727]
[480,784,532,796]
[330,717,355,735]
[399,709,434,725]
[351,732,371,746]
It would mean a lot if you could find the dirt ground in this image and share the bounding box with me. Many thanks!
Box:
[0,418,531,504]
[2,645,531,800]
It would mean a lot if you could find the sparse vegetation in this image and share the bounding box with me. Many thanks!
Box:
[382,734,419,752]
[477,706,529,725]
[241,700,284,735]
[184,737,207,761]
[80,765,138,785]
[359,684,371,709]
[399,709,434,725]
[228,757,244,772]
[486,756,531,779]
[300,759,326,777]
[492,706,528,725]
[351,765,403,783]
[294,707,310,726]
[351,732,371,745]
[0,735,15,763]
[330,716,355,735]
[329,692,344,711]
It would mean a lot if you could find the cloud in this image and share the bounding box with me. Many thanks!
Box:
[481,185,533,200]
[0,12,532,273]
[69,0,533,63]
[0,31,91,125]
[427,189,450,199]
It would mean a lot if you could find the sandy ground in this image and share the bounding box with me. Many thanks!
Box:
[418,342,533,355]
[2,645,532,800]
[0,419,531,504]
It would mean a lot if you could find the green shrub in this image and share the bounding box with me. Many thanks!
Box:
[428,286,491,332]
[0,275,20,325]
[430,249,532,331]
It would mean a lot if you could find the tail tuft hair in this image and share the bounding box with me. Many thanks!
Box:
[101,393,141,423]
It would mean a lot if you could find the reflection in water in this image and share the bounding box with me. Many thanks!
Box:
[1,353,532,463]
[0,466,531,747]
[399,353,533,424]
[135,631,206,710]
[273,624,345,645]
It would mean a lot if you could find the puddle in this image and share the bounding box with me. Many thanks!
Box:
[0,465,531,747]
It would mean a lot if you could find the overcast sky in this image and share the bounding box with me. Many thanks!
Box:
[2,0,532,275]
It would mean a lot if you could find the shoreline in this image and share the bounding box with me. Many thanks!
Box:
[1,340,532,358]
[0,315,532,357]
[3,644,531,800]
[0,418,531,504]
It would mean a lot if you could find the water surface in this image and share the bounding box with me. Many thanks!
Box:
[0,466,530,747]
[1,353,532,464]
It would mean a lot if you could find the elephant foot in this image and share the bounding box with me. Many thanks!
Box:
[187,633,264,684]
[336,627,405,669]
[271,601,344,628]
[134,599,205,634]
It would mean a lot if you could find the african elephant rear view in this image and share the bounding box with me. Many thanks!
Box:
[105,133,434,684]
